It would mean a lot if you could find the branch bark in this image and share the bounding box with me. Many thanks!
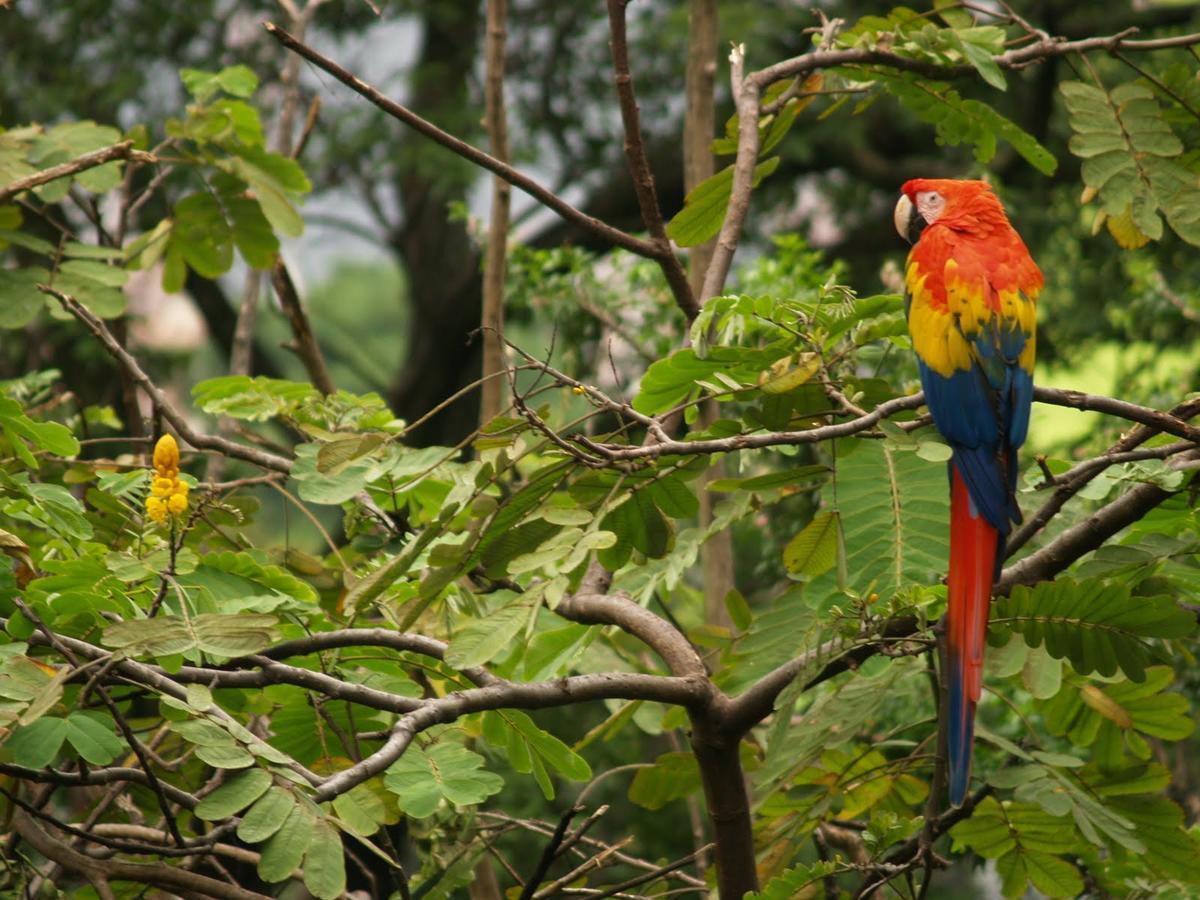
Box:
[12,809,272,900]
[480,0,511,428]
[605,0,698,321]
[0,142,154,204]
[264,22,664,262]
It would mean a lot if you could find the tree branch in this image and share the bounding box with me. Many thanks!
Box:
[270,258,336,395]
[0,141,154,204]
[749,26,1200,90]
[700,43,760,303]
[12,810,272,900]
[40,286,293,473]
[263,22,663,261]
[605,0,698,321]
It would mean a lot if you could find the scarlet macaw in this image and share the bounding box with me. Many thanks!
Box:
[893,179,1042,805]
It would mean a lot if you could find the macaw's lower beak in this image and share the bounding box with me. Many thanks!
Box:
[893,194,925,245]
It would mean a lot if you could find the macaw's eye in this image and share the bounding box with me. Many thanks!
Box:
[916,191,945,224]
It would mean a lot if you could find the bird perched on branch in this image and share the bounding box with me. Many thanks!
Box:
[893,179,1042,806]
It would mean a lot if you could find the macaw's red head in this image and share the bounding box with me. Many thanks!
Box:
[893,178,1012,245]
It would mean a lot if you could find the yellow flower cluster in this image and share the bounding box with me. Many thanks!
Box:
[146,434,188,525]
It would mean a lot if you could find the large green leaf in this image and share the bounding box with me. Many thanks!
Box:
[666,157,780,247]
[383,742,504,818]
[834,440,949,599]
[1061,80,1200,246]
[992,578,1193,681]
[102,613,280,658]
[1040,666,1194,767]
[950,797,1082,898]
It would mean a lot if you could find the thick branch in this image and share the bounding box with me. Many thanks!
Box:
[556,563,708,681]
[263,22,662,261]
[605,0,698,320]
[0,141,154,204]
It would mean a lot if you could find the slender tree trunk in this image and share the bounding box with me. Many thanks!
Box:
[480,0,510,430]
[684,0,735,629]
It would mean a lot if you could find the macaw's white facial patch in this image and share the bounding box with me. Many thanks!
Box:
[916,190,945,225]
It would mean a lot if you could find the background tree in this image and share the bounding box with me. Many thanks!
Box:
[1,2,1199,898]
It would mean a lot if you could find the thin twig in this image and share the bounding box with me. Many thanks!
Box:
[0,142,154,204]
[263,22,663,261]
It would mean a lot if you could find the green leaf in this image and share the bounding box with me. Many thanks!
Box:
[834,440,949,599]
[383,743,504,817]
[238,787,296,842]
[302,821,347,900]
[666,157,781,247]
[195,768,273,821]
[945,29,1006,91]
[993,578,1193,681]
[102,613,280,658]
[0,396,80,461]
[1061,79,1200,247]
[444,601,530,668]
[628,751,700,810]
[171,191,234,279]
[7,716,68,767]
[63,711,123,764]
[192,375,319,421]
[707,464,829,493]
[863,69,1056,175]
[258,801,315,882]
[783,509,840,578]
[0,268,51,329]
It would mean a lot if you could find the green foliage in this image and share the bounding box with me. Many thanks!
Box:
[383,742,505,817]
[992,577,1194,681]
[2,10,1199,897]
[856,68,1056,175]
[1061,79,1200,247]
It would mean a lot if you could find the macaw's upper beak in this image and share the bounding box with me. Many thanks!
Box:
[893,193,925,245]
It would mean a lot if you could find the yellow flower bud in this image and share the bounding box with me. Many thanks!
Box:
[153,434,180,474]
[151,477,175,498]
[167,492,188,515]
[146,496,167,524]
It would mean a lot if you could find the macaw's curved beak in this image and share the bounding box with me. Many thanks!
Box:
[893,193,925,245]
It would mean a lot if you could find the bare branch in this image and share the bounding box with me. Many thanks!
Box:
[605,0,698,320]
[41,286,293,474]
[0,141,154,204]
[0,763,197,808]
[263,22,664,261]
[270,258,336,395]
[699,43,760,303]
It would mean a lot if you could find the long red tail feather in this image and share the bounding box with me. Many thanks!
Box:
[945,466,998,806]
